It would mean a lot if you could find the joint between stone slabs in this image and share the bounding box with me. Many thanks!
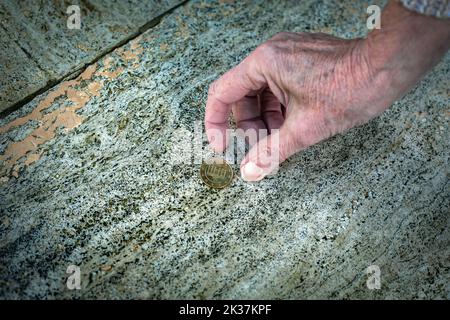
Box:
[0,0,191,119]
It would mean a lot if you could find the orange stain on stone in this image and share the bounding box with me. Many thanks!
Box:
[119,36,144,69]
[23,152,42,166]
[87,82,103,97]
[98,57,124,78]
[0,87,89,174]
[81,64,97,80]
[0,56,125,178]
[0,80,75,135]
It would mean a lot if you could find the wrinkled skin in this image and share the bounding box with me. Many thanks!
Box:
[205,1,450,181]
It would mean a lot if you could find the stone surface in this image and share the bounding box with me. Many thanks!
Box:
[0,0,449,299]
[0,0,183,113]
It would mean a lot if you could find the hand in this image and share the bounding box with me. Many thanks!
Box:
[205,1,450,182]
[205,32,380,182]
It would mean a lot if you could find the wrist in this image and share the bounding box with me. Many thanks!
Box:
[362,1,450,102]
[366,1,450,69]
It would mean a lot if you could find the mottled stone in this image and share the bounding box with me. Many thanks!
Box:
[0,0,183,112]
[0,28,49,113]
[0,0,449,299]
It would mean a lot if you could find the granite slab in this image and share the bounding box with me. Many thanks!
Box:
[0,0,449,299]
[0,0,183,113]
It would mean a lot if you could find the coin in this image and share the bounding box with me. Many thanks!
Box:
[200,157,234,189]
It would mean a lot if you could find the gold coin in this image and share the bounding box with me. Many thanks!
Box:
[200,157,234,189]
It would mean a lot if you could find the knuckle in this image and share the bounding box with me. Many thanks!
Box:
[208,80,218,97]
[270,31,290,41]
[254,41,270,57]
[254,41,277,62]
[246,46,269,75]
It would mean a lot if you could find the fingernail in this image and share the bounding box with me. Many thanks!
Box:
[241,162,265,181]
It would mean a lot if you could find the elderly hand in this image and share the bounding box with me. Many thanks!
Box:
[205,1,450,182]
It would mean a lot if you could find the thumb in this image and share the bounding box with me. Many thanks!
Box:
[240,127,296,182]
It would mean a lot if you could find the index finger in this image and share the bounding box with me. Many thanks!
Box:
[205,52,267,152]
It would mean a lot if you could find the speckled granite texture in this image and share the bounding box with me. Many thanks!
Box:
[0,0,183,112]
[0,0,449,299]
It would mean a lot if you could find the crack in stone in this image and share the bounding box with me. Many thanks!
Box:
[0,0,191,119]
